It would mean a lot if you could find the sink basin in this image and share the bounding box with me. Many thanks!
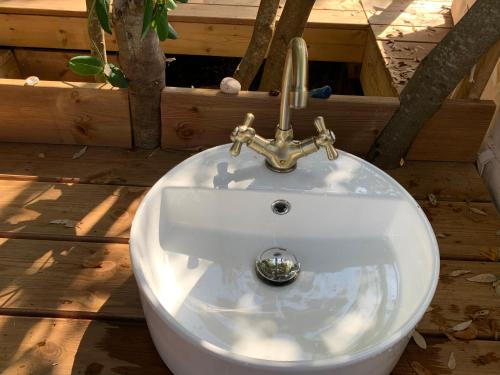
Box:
[130,144,439,375]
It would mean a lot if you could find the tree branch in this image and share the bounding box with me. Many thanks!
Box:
[367,0,500,168]
[233,0,280,90]
[259,0,315,92]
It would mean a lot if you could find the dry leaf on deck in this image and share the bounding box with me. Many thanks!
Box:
[49,219,78,228]
[496,229,500,236]
[410,361,432,375]
[452,320,472,332]
[72,146,88,160]
[449,270,471,277]
[428,193,438,207]
[38,153,45,159]
[453,325,478,340]
[436,233,446,238]
[412,331,427,349]
[480,248,498,262]
[448,352,456,370]
[467,274,497,283]
[469,207,487,216]
[472,310,490,319]
[426,306,434,313]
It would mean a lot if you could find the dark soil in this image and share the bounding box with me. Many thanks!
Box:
[165,54,363,95]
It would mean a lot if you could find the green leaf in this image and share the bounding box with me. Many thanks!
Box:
[95,0,112,34]
[105,64,129,88]
[167,22,178,39]
[68,56,104,75]
[166,0,177,10]
[142,0,154,40]
[152,3,169,41]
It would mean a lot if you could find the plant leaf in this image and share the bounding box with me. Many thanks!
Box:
[166,0,177,10]
[412,331,427,349]
[452,319,472,332]
[167,22,178,39]
[466,273,497,283]
[68,56,103,75]
[153,3,169,41]
[105,64,129,88]
[95,0,112,34]
[142,0,154,40]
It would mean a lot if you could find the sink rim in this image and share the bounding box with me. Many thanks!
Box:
[130,144,440,370]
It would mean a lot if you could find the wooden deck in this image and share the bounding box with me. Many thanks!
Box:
[0,142,499,374]
[0,0,453,95]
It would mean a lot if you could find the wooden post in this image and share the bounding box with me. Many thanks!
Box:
[367,0,500,168]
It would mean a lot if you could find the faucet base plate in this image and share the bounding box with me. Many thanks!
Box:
[265,160,297,173]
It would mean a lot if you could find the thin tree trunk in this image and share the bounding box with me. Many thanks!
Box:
[367,0,500,169]
[233,0,280,90]
[86,0,107,83]
[259,0,315,92]
[113,0,165,149]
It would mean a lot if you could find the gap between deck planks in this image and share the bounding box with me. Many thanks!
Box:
[0,238,499,338]
[0,315,498,375]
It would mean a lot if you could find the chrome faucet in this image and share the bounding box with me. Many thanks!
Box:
[229,37,338,172]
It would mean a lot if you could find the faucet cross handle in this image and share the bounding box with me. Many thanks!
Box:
[230,113,256,156]
[314,116,339,160]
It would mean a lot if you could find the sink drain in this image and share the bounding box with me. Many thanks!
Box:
[271,199,291,215]
[255,248,300,285]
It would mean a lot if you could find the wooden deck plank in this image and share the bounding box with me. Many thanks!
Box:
[0,180,146,240]
[1,240,499,331]
[394,337,500,375]
[0,315,499,374]
[0,143,491,202]
[0,79,131,147]
[371,24,449,43]
[0,181,498,247]
[4,314,498,375]
[417,260,500,338]
[0,239,142,319]
[0,316,171,375]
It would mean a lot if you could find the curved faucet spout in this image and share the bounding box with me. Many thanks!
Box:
[278,37,309,131]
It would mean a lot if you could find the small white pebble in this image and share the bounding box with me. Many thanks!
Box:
[220,77,241,95]
[25,76,40,86]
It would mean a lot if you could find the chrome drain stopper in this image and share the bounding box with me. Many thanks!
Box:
[255,248,300,286]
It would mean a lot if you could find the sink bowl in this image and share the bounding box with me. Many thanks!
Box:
[130,145,439,375]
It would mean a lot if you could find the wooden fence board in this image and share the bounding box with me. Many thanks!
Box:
[161,87,495,161]
[0,79,131,147]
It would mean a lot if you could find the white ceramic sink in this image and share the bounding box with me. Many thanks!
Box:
[130,144,439,375]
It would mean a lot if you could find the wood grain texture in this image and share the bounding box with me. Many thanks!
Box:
[161,87,495,161]
[0,179,498,260]
[0,239,142,319]
[394,337,500,375]
[0,49,21,79]
[0,79,131,147]
[407,99,496,161]
[360,31,399,96]
[161,87,398,154]
[13,49,119,82]
[1,237,499,337]
[0,14,365,61]
[417,260,500,338]
[0,180,146,240]
[0,315,499,375]
[0,316,170,375]
[0,143,490,201]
